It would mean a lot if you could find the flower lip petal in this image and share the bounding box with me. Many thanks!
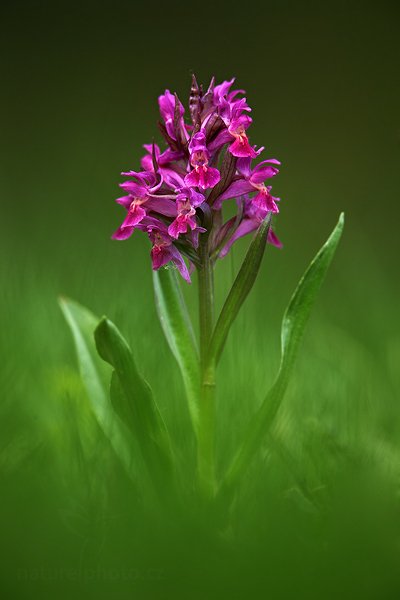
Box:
[199,166,221,189]
[184,169,201,189]
[228,137,258,158]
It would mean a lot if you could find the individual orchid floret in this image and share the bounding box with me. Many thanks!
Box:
[238,156,281,212]
[176,187,205,207]
[111,192,175,240]
[147,222,191,283]
[215,156,280,211]
[185,132,221,189]
[219,196,282,258]
[228,114,257,158]
[211,80,255,157]
[112,172,176,239]
[113,193,147,231]
[168,198,206,241]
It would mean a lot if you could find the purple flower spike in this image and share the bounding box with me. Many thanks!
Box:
[112,76,283,280]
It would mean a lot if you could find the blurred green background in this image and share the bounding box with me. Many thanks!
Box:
[1,0,399,598]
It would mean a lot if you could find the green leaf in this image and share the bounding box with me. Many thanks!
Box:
[209,213,272,367]
[153,268,200,434]
[94,317,175,488]
[218,213,345,500]
[59,297,138,480]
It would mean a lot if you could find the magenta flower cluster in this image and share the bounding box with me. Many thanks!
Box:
[113,76,282,282]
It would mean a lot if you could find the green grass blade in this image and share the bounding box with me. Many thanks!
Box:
[58,297,138,480]
[209,213,272,366]
[219,213,345,499]
[94,317,175,489]
[153,268,200,434]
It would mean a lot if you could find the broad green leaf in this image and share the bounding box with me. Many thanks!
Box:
[218,213,345,500]
[153,268,200,434]
[94,317,175,489]
[209,213,272,366]
[59,298,138,480]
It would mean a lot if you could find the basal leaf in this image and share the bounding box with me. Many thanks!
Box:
[59,297,138,480]
[94,317,175,488]
[153,268,200,434]
[219,213,345,499]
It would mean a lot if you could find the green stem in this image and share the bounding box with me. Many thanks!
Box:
[197,237,216,499]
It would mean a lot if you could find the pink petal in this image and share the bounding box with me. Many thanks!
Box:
[199,166,220,189]
[112,225,135,241]
[115,195,133,209]
[168,217,187,238]
[170,246,191,283]
[122,205,146,227]
[184,169,201,188]
[236,157,252,179]
[140,154,154,172]
[250,166,279,184]
[268,229,283,248]
[145,197,177,217]
[119,181,147,196]
[252,191,280,214]
[158,90,176,121]
[207,129,233,153]
[151,244,172,270]
[215,179,254,206]
[228,137,258,158]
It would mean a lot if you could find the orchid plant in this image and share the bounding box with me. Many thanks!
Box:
[60,76,344,513]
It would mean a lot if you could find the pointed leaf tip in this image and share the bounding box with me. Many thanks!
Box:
[219,212,345,501]
[58,297,138,480]
[94,315,175,487]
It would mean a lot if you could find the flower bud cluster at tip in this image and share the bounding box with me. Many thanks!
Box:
[112,76,283,283]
